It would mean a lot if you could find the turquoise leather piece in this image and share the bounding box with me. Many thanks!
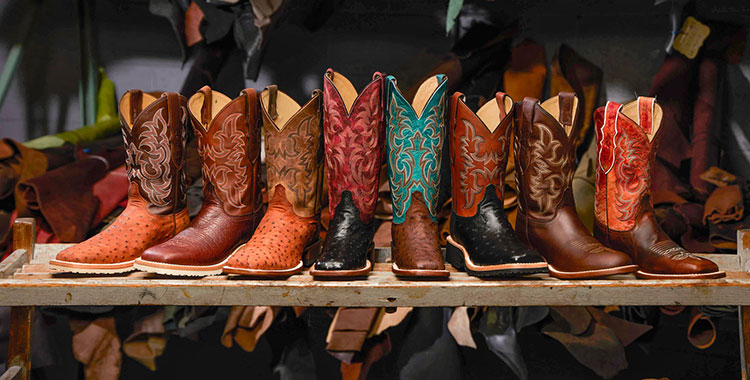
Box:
[386,74,447,224]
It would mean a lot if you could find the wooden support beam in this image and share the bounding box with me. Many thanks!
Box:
[740,230,750,379]
[8,219,35,380]
[741,306,750,380]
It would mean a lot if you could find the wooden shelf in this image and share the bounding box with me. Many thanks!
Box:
[2,243,750,307]
[3,219,750,380]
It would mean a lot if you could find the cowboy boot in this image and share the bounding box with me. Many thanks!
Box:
[447,91,547,277]
[593,97,724,279]
[385,75,449,278]
[135,87,263,276]
[223,86,324,276]
[514,93,637,279]
[310,69,384,278]
[51,91,190,273]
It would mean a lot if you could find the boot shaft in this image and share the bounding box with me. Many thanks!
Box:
[449,91,513,218]
[260,85,324,218]
[385,74,447,224]
[513,92,580,220]
[594,97,663,232]
[188,86,263,217]
[322,69,385,223]
[119,90,188,215]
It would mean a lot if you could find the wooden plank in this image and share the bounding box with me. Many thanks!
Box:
[740,230,750,272]
[7,308,32,380]
[0,250,27,279]
[8,219,35,380]
[1,271,750,307]
[0,366,21,380]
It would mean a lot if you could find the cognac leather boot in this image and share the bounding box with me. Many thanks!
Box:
[51,91,190,273]
[593,97,724,279]
[135,87,263,276]
[223,86,324,276]
[385,75,449,278]
[447,91,547,277]
[514,93,637,279]
[310,69,385,278]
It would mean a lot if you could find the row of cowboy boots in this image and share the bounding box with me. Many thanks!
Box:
[510,93,723,280]
[445,91,723,280]
[50,71,724,281]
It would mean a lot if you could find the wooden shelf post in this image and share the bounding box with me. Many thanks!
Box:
[8,218,35,380]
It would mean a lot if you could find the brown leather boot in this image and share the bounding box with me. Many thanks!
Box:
[514,93,637,279]
[135,87,264,276]
[593,97,724,279]
[223,86,324,277]
[51,91,190,274]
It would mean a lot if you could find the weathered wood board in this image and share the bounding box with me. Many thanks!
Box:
[1,244,750,307]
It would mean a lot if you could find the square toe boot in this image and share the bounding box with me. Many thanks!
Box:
[386,75,449,278]
[51,91,190,274]
[310,69,385,278]
[447,91,547,277]
[514,93,637,279]
[135,87,264,276]
[224,86,324,277]
[593,97,724,279]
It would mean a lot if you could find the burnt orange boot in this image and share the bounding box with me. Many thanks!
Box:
[223,86,324,277]
[593,97,724,279]
[51,91,190,273]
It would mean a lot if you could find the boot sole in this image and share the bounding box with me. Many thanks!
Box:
[391,262,449,278]
[134,257,229,277]
[547,264,638,279]
[223,240,321,278]
[49,259,135,274]
[309,244,373,279]
[446,236,548,278]
[636,270,726,280]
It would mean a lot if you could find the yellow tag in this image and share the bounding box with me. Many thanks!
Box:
[673,16,711,59]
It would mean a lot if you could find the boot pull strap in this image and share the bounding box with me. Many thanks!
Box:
[241,88,257,129]
[598,101,622,174]
[164,92,181,132]
[637,96,655,134]
[130,90,143,123]
[495,91,508,119]
[265,85,278,120]
[198,86,212,126]
[450,92,465,162]
[521,97,537,135]
[558,92,575,127]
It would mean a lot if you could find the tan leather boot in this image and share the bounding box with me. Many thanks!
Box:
[51,91,190,273]
[223,86,324,276]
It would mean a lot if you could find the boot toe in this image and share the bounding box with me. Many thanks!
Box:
[314,260,347,271]
[141,245,179,264]
[679,257,720,275]
[412,259,445,271]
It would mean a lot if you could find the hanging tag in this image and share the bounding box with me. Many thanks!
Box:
[673,16,711,59]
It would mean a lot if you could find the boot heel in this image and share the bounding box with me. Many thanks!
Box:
[446,238,465,271]
[302,240,322,267]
